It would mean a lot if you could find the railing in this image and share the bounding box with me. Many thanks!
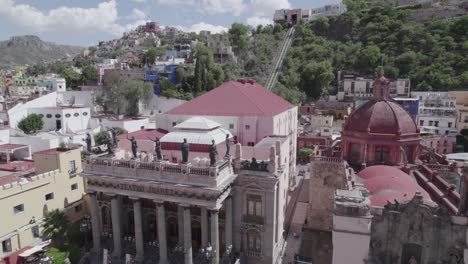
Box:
[426,164,451,172]
[245,251,261,257]
[136,162,155,170]
[242,215,264,225]
[310,156,343,163]
[189,167,209,176]
[162,164,182,173]
[218,159,229,171]
[113,160,132,168]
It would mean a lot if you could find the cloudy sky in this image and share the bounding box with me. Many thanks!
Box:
[0,0,340,46]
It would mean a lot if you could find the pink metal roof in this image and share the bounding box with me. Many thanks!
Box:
[357,165,433,207]
[166,80,294,116]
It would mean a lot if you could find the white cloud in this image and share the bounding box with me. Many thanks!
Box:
[248,0,291,16]
[175,22,228,33]
[126,8,146,20]
[130,0,147,2]
[157,0,245,16]
[246,16,272,27]
[0,0,144,37]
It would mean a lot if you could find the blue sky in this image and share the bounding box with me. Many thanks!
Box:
[0,0,340,46]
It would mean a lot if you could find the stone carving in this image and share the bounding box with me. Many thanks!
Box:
[240,158,268,171]
[106,134,114,155]
[225,134,230,157]
[181,138,189,164]
[85,132,92,153]
[149,137,162,160]
[209,140,218,167]
[127,136,138,159]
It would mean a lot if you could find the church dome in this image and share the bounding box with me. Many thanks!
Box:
[344,100,418,135]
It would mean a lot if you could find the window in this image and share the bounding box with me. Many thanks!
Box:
[435,129,439,134]
[74,204,83,213]
[350,144,360,161]
[2,239,12,253]
[434,121,439,127]
[71,183,78,191]
[429,121,433,126]
[172,122,177,127]
[229,123,234,129]
[39,114,44,118]
[14,204,24,214]
[69,160,77,175]
[83,112,88,116]
[247,194,262,217]
[247,231,261,252]
[55,114,61,118]
[74,113,79,117]
[448,122,452,128]
[65,113,71,118]
[45,193,54,201]
[375,146,390,163]
[419,120,424,126]
[245,125,250,130]
[247,142,255,147]
[46,114,52,118]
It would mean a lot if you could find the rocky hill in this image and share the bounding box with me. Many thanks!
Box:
[0,35,83,69]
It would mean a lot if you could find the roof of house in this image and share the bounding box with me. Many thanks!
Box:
[174,117,221,130]
[166,80,294,117]
[0,143,28,153]
[117,129,168,141]
[357,165,434,207]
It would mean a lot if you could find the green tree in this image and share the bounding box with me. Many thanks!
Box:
[18,114,44,134]
[193,45,225,93]
[229,23,250,58]
[42,210,70,248]
[81,65,98,83]
[141,48,166,65]
[298,148,312,161]
[343,0,367,11]
[273,23,283,34]
[124,80,154,116]
[62,68,81,88]
[314,16,330,35]
[300,61,334,99]
[103,71,127,115]
[356,45,382,72]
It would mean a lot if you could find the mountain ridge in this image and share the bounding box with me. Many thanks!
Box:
[0,35,83,69]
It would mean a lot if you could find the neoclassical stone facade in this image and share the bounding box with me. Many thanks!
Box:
[83,142,290,264]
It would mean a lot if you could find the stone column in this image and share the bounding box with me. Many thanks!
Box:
[210,209,220,264]
[201,207,208,248]
[225,198,233,252]
[130,197,144,261]
[178,206,184,245]
[110,194,122,257]
[182,205,193,264]
[155,201,168,264]
[89,192,102,254]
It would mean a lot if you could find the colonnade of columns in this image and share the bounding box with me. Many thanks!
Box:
[88,192,233,264]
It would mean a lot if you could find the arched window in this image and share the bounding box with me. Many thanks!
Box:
[350,143,360,161]
[247,230,261,252]
[74,113,79,117]
[65,113,71,118]
[55,114,61,118]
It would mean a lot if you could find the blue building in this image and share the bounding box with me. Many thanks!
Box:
[144,64,179,95]
[392,97,419,121]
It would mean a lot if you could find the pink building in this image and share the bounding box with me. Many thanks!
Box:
[159,79,298,149]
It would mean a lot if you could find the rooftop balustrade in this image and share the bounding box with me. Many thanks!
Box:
[84,157,234,188]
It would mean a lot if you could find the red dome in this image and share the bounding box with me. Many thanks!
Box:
[357,165,433,207]
[344,100,417,135]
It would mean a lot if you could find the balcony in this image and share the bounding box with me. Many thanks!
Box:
[243,215,264,225]
[68,167,78,177]
[84,157,234,188]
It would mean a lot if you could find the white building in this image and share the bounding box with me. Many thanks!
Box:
[412,92,458,136]
[337,75,411,100]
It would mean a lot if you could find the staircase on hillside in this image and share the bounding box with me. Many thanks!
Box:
[264,27,296,91]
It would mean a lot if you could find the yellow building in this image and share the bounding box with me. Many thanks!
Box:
[450,91,468,133]
[0,148,85,259]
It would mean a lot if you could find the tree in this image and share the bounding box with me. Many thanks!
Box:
[62,68,81,89]
[356,45,382,73]
[193,45,225,93]
[344,0,367,11]
[229,23,250,58]
[273,23,283,34]
[42,210,70,248]
[124,80,154,116]
[18,114,44,134]
[300,61,334,99]
[298,148,313,162]
[314,16,330,35]
[103,71,127,116]
[141,48,166,65]
[81,65,98,84]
